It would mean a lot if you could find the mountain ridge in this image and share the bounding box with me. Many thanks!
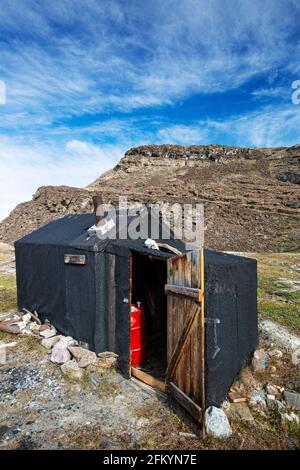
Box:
[1,143,299,252]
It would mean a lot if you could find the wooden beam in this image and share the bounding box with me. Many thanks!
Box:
[165,305,199,380]
[156,243,182,256]
[131,367,166,393]
[200,247,206,436]
[165,285,203,300]
[168,382,202,423]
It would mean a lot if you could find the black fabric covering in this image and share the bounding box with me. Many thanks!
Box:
[204,250,258,407]
[15,243,97,348]
[15,212,185,376]
[15,214,258,396]
[114,253,131,375]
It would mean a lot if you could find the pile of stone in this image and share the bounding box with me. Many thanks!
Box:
[0,310,45,335]
[39,326,118,381]
[205,347,300,438]
[0,309,118,381]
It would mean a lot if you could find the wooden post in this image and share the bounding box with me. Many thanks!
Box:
[200,247,206,437]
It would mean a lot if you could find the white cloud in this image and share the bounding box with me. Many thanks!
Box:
[0,136,122,221]
[154,105,300,148]
[157,125,208,145]
[0,0,300,126]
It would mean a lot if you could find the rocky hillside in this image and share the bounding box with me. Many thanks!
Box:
[0,144,299,252]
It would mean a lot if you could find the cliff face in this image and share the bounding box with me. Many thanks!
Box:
[1,144,299,252]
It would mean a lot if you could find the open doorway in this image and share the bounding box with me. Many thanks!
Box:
[130,251,168,388]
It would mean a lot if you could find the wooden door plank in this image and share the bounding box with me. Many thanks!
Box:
[168,382,202,423]
[131,367,166,393]
[200,248,206,433]
[166,304,199,380]
[166,249,205,427]
[165,284,202,300]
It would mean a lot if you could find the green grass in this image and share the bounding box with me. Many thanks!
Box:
[258,300,300,330]
[0,273,17,312]
[246,253,300,334]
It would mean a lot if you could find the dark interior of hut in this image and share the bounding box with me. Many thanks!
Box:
[131,251,168,380]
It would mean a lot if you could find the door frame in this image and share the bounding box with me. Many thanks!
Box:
[128,248,206,431]
[129,250,168,393]
[164,248,206,430]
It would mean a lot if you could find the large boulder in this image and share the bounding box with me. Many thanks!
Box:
[51,337,72,364]
[205,406,232,438]
[68,346,97,368]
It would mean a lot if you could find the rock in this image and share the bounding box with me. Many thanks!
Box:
[51,337,72,364]
[97,351,118,370]
[228,391,247,403]
[258,319,300,353]
[205,406,232,438]
[64,336,78,347]
[249,389,267,408]
[40,327,57,339]
[136,418,150,428]
[269,349,283,358]
[278,412,300,430]
[252,349,269,371]
[61,359,85,381]
[22,313,32,323]
[0,341,17,366]
[88,369,102,387]
[239,368,257,388]
[283,391,300,411]
[0,349,6,365]
[265,384,281,398]
[41,335,62,350]
[68,346,97,368]
[266,397,285,413]
[179,432,198,439]
[221,400,231,411]
[227,403,255,422]
[31,324,49,332]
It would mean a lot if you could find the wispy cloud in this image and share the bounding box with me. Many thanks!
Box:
[157,125,208,145]
[1,0,300,124]
[159,105,300,148]
[0,0,300,220]
[0,135,122,220]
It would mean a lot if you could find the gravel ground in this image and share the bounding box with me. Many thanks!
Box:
[0,334,175,450]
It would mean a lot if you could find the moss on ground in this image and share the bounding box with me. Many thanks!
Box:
[0,274,17,312]
[246,253,300,334]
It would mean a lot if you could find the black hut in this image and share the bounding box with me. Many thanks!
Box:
[15,202,258,426]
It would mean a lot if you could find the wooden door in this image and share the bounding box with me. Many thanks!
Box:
[165,248,205,426]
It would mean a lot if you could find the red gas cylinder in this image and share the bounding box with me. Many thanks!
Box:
[130,303,147,367]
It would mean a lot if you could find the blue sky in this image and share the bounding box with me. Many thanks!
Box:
[0,0,300,220]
